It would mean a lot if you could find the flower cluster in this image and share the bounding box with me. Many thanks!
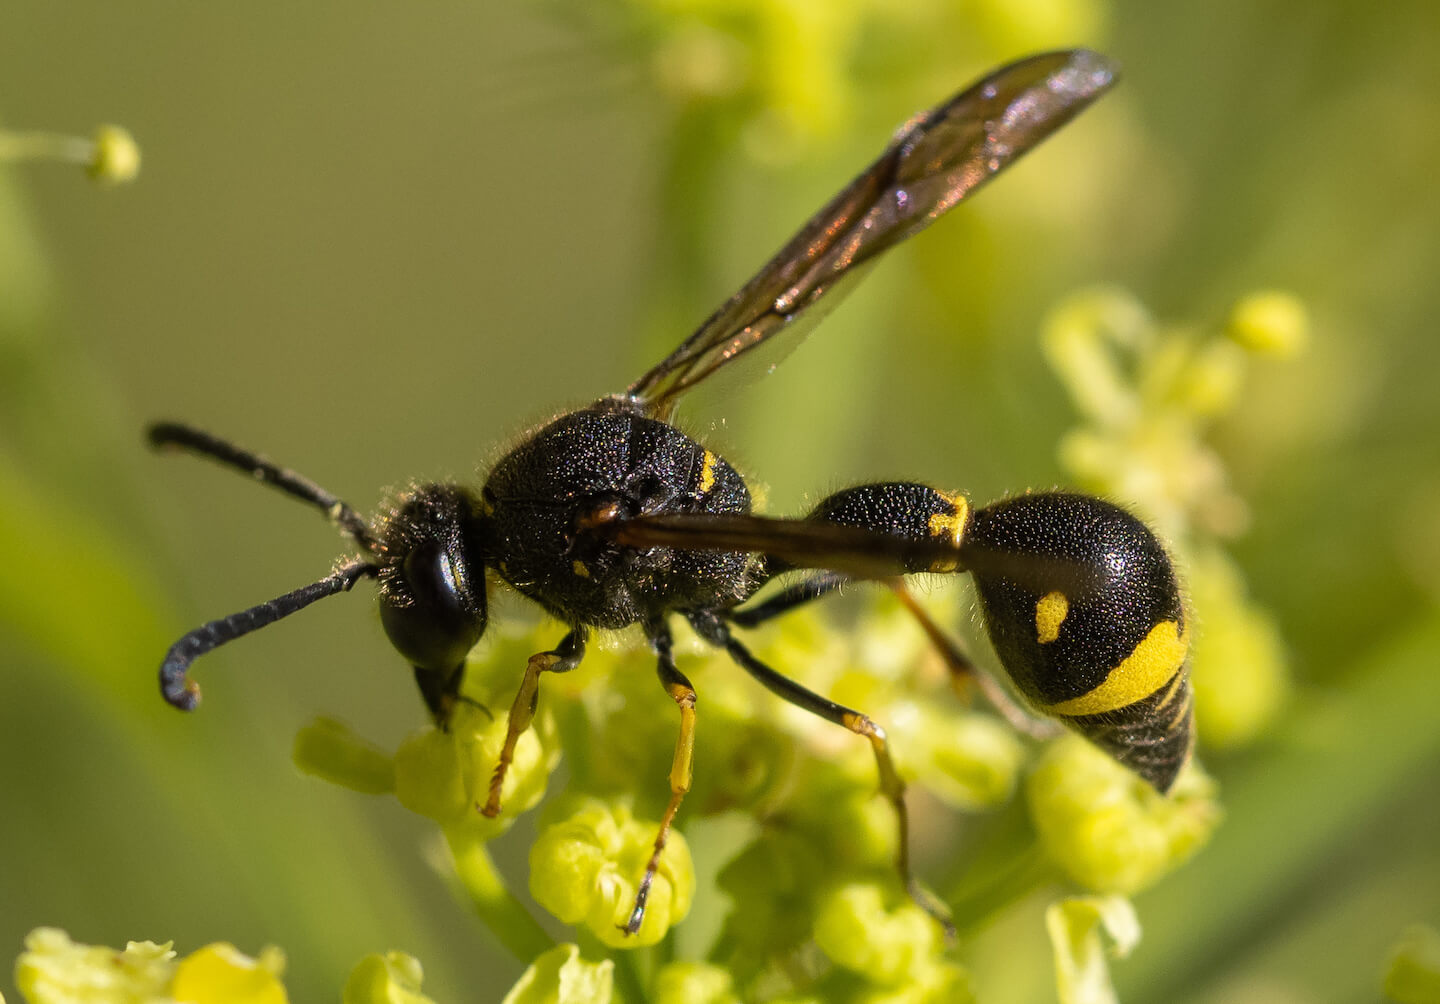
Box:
[13,928,290,1004]
[1042,287,1307,750]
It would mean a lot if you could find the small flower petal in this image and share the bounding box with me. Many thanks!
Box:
[170,943,288,1004]
[500,944,614,1004]
[342,952,434,1004]
[1045,895,1140,1004]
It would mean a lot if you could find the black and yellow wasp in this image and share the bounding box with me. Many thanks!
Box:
[150,50,1191,935]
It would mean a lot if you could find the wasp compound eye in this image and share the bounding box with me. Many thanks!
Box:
[379,537,487,674]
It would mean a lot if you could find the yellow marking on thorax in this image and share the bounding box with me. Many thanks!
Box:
[1035,591,1069,644]
[1046,620,1190,718]
[926,491,969,573]
[698,450,718,494]
[572,560,591,579]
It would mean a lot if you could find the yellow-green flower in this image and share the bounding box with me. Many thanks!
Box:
[1026,734,1221,895]
[14,928,286,1004]
[170,944,288,1004]
[813,882,944,987]
[85,125,141,184]
[1186,546,1290,749]
[15,929,175,1003]
[342,952,435,1004]
[1225,290,1309,358]
[391,696,557,836]
[500,944,614,1004]
[652,961,741,1004]
[1045,895,1140,1004]
[528,795,695,948]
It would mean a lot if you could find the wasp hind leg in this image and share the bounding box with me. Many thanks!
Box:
[889,583,1059,740]
[690,609,955,938]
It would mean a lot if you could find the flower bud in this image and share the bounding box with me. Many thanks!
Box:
[500,944,613,1004]
[1026,734,1221,895]
[1225,291,1308,358]
[910,706,1026,810]
[342,952,434,1004]
[293,717,395,795]
[813,882,942,987]
[87,125,141,184]
[529,797,694,948]
[652,961,740,1004]
[393,702,557,835]
[1186,547,1289,749]
[1045,895,1140,1004]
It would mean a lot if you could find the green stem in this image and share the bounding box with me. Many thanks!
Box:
[444,830,554,963]
[0,130,93,165]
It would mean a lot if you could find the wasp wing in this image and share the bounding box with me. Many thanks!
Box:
[609,512,961,581]
[622,49,1118,419]
[611,510,1102,595]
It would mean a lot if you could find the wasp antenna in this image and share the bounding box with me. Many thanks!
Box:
[147,421,376,549]
[160,561,378,710]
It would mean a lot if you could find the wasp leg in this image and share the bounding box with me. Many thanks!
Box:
[726,572,848,629]
[623,622,697,935]
[889,584,1059,740]
[481,627,587,818]
[689,610,955,937]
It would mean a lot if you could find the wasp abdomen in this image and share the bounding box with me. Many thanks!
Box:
[962,492,1192,792]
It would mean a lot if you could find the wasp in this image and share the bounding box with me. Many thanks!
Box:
[150,49,1191,935]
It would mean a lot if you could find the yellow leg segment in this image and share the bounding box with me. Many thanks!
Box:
[480,628,586,818]
[625,628,697,936]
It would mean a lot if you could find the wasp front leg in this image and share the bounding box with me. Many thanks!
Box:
[481,627,587,818]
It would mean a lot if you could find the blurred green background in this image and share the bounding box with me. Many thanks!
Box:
[2,1,1437,1001]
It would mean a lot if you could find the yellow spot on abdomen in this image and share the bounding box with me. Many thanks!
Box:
[572,560,590,578]
[698,450,718,494]
[1046,620,1189,717]
[1035,591,1069,644]
[926,491,969,572]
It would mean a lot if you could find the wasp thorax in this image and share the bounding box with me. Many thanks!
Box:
[376,484,488,673]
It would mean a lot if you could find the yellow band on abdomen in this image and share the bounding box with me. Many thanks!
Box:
[1045,620,1189,717]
